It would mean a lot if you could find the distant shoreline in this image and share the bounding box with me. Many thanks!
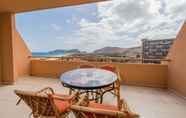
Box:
[32,52,74,57]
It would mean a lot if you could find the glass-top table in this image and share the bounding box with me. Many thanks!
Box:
[60,68,117,89]
[60,68,117,102]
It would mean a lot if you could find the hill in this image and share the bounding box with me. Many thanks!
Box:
[48,49,81,54]
[93,47,128,54]
[93,46,142,57]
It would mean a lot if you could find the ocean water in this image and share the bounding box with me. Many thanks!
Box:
[32,52,71,57]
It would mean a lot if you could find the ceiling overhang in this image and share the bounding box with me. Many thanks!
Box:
[0,0,108,13]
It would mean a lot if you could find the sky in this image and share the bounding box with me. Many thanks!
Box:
[16,0,186,52]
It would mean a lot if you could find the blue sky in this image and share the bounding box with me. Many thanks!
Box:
[16,0,186,52]
[16,3,98,52]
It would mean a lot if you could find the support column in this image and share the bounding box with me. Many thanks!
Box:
[0,13,16,84]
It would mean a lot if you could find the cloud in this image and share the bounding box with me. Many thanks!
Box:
[50,24,62,31]
[51,0,185,52]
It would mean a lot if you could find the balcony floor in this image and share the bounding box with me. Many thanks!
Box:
[0,76,186,118]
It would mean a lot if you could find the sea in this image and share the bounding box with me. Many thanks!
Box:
[32,52,72,57]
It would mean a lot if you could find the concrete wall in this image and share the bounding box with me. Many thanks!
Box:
[14,30,31,79]
[0,12,31,84]
[120,64,168,88]
[168,21,186,97]
[31,59,168,88]
[0,13,16,84]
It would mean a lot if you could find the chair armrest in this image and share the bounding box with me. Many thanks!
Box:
[14,88,55,106]
[71,105,125,117]
[37,87,54,94]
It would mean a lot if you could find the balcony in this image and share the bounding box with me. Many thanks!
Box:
[0,58,185,118]
[0,1,186,118]
[31,58,168,88]
[1,76,186,118]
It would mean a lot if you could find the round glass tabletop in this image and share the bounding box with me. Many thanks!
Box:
[60,68,117,89]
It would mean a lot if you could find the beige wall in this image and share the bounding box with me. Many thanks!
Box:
[31,59,168,88]
[0,13,16,84]
[168,21,186,97]
[119,64,168,88]
[14,30,31,79]
[0,12,31,84]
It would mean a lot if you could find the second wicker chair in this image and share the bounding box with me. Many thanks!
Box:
[71,95,139,118]
[99,65,121,104]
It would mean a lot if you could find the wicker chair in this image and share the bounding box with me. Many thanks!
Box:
[71,95,139,118]
[99,65,121,104]
[14,87,78,118]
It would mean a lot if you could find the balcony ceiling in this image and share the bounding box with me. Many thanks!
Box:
[0,0,107,13]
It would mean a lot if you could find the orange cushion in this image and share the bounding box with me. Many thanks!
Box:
[53,99,71,112]
[51,93,74,101]
[89,101,118,111]
[48,93,73,113]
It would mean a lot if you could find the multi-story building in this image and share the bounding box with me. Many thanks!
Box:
[142,38,175,63]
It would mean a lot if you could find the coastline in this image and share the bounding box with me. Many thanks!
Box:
[32,52,74,57]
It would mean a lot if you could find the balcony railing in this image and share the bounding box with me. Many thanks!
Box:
[30,57,168,88]
[31,56,171,64]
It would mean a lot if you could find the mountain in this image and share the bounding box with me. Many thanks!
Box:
[93,46,142,57]
[48,49,81,54]
[93,47,128,54]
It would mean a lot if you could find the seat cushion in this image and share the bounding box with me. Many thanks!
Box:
[49,93,73,113]
[89,101,118,111]
[53,98,71,113]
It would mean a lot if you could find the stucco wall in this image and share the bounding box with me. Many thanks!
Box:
[0,13,31,84]
[31,59,168,88]
[119,64,168,88]
[0,13,16,84]
[14,30,31,79]
[168,21,186,97]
